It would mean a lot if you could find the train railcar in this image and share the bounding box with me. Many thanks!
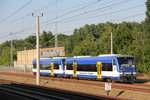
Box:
[33,58,65,77]
[65,54,137,82]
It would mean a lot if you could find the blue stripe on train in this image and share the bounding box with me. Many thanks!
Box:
[65,74,120,81]
[33,72,64,76]
[33,72,120,81]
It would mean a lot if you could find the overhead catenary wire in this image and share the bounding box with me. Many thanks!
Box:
[8,0,132,35]
[4,0,64,34]
[112,12,145,22]
[12,33,35,47]
[40,0,133,25]
[55,0,133,23]
[41,0,127,25]
[0,0,33,24]
[3,0,145,42]
[64,3,145,23]
[6,0,58,25]
[40,0,101,25]
[12,2,144,36]
[0,34,11,43]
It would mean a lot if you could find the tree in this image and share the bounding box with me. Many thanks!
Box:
[71,36,99,56]
[40,31,54,47]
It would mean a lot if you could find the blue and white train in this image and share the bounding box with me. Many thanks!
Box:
[33,58,65,77]
[33,54,137,82]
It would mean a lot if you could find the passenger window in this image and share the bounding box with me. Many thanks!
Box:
[113,59,116,65]
[54,64,59,69]
[77,64,97,72]
[66,64,73,70]
[102,63,112,71]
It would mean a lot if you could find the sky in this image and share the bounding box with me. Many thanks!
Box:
[0,0,147,43]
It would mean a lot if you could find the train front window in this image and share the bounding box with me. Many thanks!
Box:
[117,57,135,69]
[33,64,36,69]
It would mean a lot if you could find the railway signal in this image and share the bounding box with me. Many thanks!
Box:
[105,82,111,96]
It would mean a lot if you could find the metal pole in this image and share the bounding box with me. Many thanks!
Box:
[24,47,26,73]
[21,51,22,67]
[55,22,58,56]
[10,33,13,67]
[111,32,113,54]
[36,16,40,85]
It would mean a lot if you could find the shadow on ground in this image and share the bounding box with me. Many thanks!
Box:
[116,91,125,97]
[134,79,150,84]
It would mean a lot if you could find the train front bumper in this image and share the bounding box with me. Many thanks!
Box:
[120,73,137,82]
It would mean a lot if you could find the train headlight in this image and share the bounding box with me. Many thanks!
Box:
[132,65,135,69]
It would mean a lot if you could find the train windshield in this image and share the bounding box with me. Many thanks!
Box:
[117,57,135,70]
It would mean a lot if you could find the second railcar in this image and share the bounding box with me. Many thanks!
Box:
[33,58,64,77]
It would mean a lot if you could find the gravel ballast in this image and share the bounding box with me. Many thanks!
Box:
[0,73,149,100]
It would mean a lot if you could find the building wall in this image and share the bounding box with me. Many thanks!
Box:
[14,46,65,67]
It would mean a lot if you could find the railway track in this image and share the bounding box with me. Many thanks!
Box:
[0,71,150,94]
[0,81,117,100]
[44,77,150,93]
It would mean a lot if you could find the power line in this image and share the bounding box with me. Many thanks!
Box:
[4,0,60,34]
[9,0,124,35]
[40,0,132,25]
[112,12,144,22]
[64,3,145,23]
[6,0,55,24]
[40,0,101,25]
[7,0,144,37]
[43,0,95,14]
[56,0,132,23]
[0,34,11,43]
[41,0,126,25]
[7,0,64,25]
[42,37,55,46]
[12,33,35,47]
[6,0,65,36]
[13,5,144,36]
[55,0,100,19]
[0,0,33,24]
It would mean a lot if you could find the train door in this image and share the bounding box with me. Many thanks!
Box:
[51,62,54,76]
[97,62,102,79]
[73,62,77,77]
[112,59,116,77]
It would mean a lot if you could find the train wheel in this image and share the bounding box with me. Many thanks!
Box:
[106,79,112,82]
[56,75,60,78]
[69,76,73,79]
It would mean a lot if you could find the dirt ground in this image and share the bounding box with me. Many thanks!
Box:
[0,71,149,100]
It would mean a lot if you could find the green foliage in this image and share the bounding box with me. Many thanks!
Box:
[0,1,150,74]
[71,35,99,56]
[40,31,54,47]
[0,46,10,66]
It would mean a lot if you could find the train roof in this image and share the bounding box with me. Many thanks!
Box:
[66,56,112,64]
[73,56,91,58]
[53,57,67,59]
[98,54,134,57]
[33,58,63,64]
[66,54,134,64]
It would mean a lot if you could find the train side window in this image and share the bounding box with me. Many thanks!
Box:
[40,64,51,70]
[54,64,59,69]
[33,64,36,69]
[77,64,97,72]
[66,64,73,70]
[102,63,112,71]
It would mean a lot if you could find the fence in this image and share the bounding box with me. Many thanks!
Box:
[0,66,32,73]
